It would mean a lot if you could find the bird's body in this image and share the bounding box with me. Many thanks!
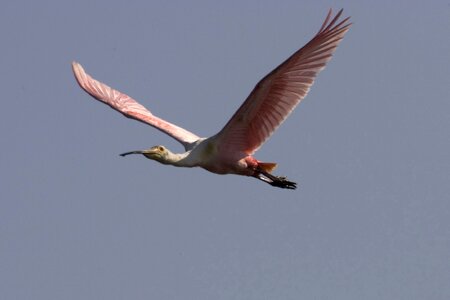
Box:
[120,137,266,176]
[72,9,351,189]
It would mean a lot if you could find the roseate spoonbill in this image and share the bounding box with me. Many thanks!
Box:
[72,9,351,189]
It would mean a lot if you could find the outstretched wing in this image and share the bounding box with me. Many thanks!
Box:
[72,62,200,150]
[214,9,351,155]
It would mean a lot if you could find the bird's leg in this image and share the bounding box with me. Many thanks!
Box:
[255,170,297,190]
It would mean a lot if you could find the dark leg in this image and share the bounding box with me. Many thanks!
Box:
[255,171,297,190]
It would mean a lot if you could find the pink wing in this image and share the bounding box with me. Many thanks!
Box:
[214,9,351,155]
[72,62,200,149]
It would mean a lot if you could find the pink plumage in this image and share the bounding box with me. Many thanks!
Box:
[72,62,199,148]
[215,9,351,155]
[72,9,351,189]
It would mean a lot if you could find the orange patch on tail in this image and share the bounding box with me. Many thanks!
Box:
[258,162,277,173]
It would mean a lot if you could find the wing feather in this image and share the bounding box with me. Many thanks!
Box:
[72,62,200,150]
[214,9,351,155]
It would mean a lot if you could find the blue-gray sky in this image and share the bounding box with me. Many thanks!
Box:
[1,1,449,299]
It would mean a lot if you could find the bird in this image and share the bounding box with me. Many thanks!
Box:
[72,9,351,190]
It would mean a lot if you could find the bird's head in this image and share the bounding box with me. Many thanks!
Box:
[120,145,172,164]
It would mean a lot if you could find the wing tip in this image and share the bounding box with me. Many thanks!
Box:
[318,8,351,35]
[71,61,82,74]
[71,61,87,87]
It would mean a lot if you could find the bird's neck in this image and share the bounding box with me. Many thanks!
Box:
[165,151,195,167]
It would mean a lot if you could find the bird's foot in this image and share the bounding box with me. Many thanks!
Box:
[256,172,297,190]
[269,176,297,190]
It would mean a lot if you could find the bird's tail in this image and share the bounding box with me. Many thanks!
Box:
[258,162,277,173]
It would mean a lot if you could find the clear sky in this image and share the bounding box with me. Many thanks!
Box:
[1,1,449,299]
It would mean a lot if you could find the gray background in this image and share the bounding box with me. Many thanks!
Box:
[1,1,449,299]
